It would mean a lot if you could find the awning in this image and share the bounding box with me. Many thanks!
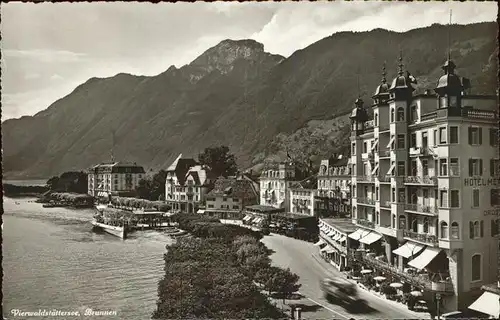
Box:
[469,291,500,317]
[408,247,442,270]
[325,247,335,254]
[392,241,425,259]
[255,218,264,223]
[318,222,323,227]
[359,232,382,245]
[243,215,252,221]
[251,217,260,223]
[321,226,328,232]
[387,136,395,149]
[327,230,335,237]
[197,209,205,214]
[314,239,326,246]
[338,236,347,242]
[371,163,379,175]
[348,228,371,241]
[387,163,395,176]
[320,245,333,253]
[332,234,341,241]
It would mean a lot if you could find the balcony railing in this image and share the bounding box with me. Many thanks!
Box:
[378,175,392,182]
[404,203,439,214]
[357,218,375,229]
[357,175,375,182]
[381,200,392,208]
[403,230,438,245]
[357,197,376,205]
[349,251,454,293]
[364,120,375,129]
[404,176,438,185]
[409,147,424,156]
[379,150,391,157]
[421,112,437,121]
[464,109,497,120]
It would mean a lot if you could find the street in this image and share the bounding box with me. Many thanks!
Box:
[262,233,431,320]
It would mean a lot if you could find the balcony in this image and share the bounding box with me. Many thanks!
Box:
[464,109,497,120]
[357,197,376,206]
[380,200,392,209]
[351,251,454,293]
[378,175,392,183]
[357,175,375,183]
[361,152,374,161]
[357,218,375,229]
[409,147,424,157]
[403,229,439,246]
[404,203,439,215]
[404,176,438,185]
[364,120,375,129]
[379,150,391,158]
[421,112,437,121]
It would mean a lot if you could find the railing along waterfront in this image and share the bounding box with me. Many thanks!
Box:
[404,203,439,214]
[348,250,454,293]
[403,230,438,245]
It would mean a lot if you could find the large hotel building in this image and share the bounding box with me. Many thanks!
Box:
[347,55,498,312]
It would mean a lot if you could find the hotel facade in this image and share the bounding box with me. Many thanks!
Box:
[88,162,146,197]
[259,161,302,212]
[347,56,498,312]
[316,155,352,218]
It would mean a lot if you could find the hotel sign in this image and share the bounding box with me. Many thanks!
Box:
[464,178,500,187]
[483,208,500,217]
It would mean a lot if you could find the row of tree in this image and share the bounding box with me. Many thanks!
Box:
[46,171,88,194]
[136,146,238,201]
[153,214,301,319]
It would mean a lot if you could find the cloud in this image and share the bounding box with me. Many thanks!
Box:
[4,49,87,64]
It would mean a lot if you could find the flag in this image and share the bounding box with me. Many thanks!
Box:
[406,71,417,84]
[462,77,471,90]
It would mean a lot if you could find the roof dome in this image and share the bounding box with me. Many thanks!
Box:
[389,53,416,91]
[374,63,390,96]
[350,98,368,121]
[436,60,463,93]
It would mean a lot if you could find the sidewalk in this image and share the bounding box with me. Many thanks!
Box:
[310,251,431,319]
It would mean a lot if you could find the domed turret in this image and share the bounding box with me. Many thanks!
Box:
[389,52,417,100]
[435,58,464,109]
[350,98,369,136]
[373,63,390,104]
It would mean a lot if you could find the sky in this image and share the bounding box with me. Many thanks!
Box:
[1,1,497,120]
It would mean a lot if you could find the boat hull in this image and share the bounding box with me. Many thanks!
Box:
[91,220,127,239]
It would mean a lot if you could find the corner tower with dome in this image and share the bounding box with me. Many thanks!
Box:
[347,53,498,314]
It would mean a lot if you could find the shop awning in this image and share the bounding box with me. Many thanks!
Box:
[408,247,442,270]
[325,247,335,254]
[321,226,328,232]
[338,236,347,242]
[251,217,260,223]
[469,291,500,318]
[243,215,252,221]
[359,232,382,245]
[320,245,333,253]
[332,234,341,241]
[314,239,326,246]
[348,228,371,241]
[392,241,425,259]
[327,230,335,237]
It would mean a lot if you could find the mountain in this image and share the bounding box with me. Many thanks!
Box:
[2,22,497,179]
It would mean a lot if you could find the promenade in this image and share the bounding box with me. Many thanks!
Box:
[262,233,432,320]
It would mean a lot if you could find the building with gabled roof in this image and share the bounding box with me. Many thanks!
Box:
[164,154,214,213]
[87,161,146,197]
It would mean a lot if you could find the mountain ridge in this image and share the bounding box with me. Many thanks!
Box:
[2,22,497,179]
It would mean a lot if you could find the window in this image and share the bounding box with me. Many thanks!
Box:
[439,127,447,144]
[451,222,459,239]
[397,107,405,121]
[449,158,459,176]
[375,187,379,201]
[232,198,239,202]
[352,143,356,155]
[481,220,484,237]
[390,108,395,122]
[223,197,227,202]
[468,127,482,145]
[440,190,448,207]
[353,206,357,218]
[471,254,481,281]
[422,132,428,148]
[399,215,407,229]
[490,128,498,146]
[491,159,499,177]
[410,160,418,176]
[473,189,480,207]
[398,188,405,203]
[363,142,368,153]
[491,219,499,237]
[374,113,378,126]
[397,134,405,149]
[392,214,396,228]
[376,211,380,225]
[397,161,405,176]
[423,218,429,233]
[469,221,474,239]
[450,127,458,144]
[440,159,448,176]
[468,159,483,176]
[440,221,448,238]
[411,106,417,122]
[232,205,239,209]
[411,218,418,232]
[422,159,429,176]
[491,189,500,206]
[364,186,369,198]
[433,129,438,146]
[440,96,447,108]
[450,190,459,208]
[208,204,214,208]
[410,133,417,148]
[392,188,396,202]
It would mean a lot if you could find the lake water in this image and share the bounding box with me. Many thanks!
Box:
[2,197,174,319]
[3,179,48,186]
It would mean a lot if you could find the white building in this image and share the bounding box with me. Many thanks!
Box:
[316,155,352,218]
[259,161,302,211]
[164,154,213,214]
[87,162,145,197]
[290,186,316,216]
[348,56,498,312]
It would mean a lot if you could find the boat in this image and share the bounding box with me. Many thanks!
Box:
[91,204,134,239]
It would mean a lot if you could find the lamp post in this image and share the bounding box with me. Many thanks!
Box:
[436,293,441,320]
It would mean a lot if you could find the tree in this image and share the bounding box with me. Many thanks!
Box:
[198,145,238,177]
[150,170,167,201]
[135,178,153,199]
[267,267,301,303]
[46,176,60,191]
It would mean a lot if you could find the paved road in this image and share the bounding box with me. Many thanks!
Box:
[262,233,431,320]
